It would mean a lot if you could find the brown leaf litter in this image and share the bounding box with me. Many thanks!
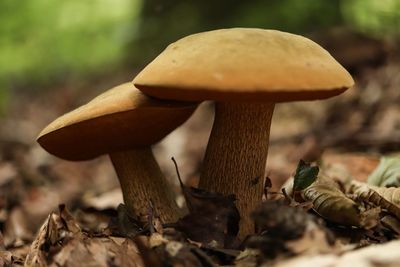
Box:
[23,205,144,267]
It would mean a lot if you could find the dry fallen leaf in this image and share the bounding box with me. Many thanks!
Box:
[25,213,57,267]
[24,205,145,267]
[172,158,240,248]
[374,186,400,206]
[302,177,379,229]
[175,188,240,248]
[349,181,400,220]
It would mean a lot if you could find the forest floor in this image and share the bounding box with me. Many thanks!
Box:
[1,34,400,266]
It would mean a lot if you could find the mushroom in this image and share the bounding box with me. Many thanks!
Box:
[133,28,354,237]
[37,83,197,223]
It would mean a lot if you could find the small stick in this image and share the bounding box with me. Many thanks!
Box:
[171,157,184,188]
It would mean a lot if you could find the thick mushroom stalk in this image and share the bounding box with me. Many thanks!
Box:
[110,148,182,223]
[199,102,275,237]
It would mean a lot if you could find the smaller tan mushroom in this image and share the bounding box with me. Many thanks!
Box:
[37,83,197,223]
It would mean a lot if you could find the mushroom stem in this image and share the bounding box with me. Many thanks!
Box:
[110,147,183,224]
[199,102,275,238]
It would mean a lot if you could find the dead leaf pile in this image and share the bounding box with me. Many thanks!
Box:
[23,205,144,267]
[282,157,400,247]
[0,52,399,266]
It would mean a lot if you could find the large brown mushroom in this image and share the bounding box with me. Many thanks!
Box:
[133,28,354,237]
[37,83,197,223]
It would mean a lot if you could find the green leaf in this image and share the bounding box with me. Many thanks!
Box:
[293,160,319,191]
[368,156,400,187]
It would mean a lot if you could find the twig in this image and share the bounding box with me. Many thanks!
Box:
[171,157,184,188]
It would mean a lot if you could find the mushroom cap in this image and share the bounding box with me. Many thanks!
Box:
[133,28,354,102]
[37,83,197,161]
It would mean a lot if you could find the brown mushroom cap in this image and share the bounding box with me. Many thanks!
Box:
[133,28,354,102]
[37,83,196,161]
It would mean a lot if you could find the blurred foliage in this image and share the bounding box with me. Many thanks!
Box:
[0,0,140,89]
[129,0,343,66]
[342,0,400,39]
[1,0,399,111]
[233,0,342,31]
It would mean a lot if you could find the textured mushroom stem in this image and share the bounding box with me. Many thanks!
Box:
[110,148,183,224]
[199,102,275,238]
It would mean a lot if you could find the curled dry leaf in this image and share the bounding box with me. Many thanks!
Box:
[24,213,58,267]
[25,206,84,266]
[302,177,379,228]
[348,181,400,220]
[373,186,400,206]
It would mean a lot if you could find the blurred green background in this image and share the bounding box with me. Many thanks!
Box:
[1,0,399,111]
